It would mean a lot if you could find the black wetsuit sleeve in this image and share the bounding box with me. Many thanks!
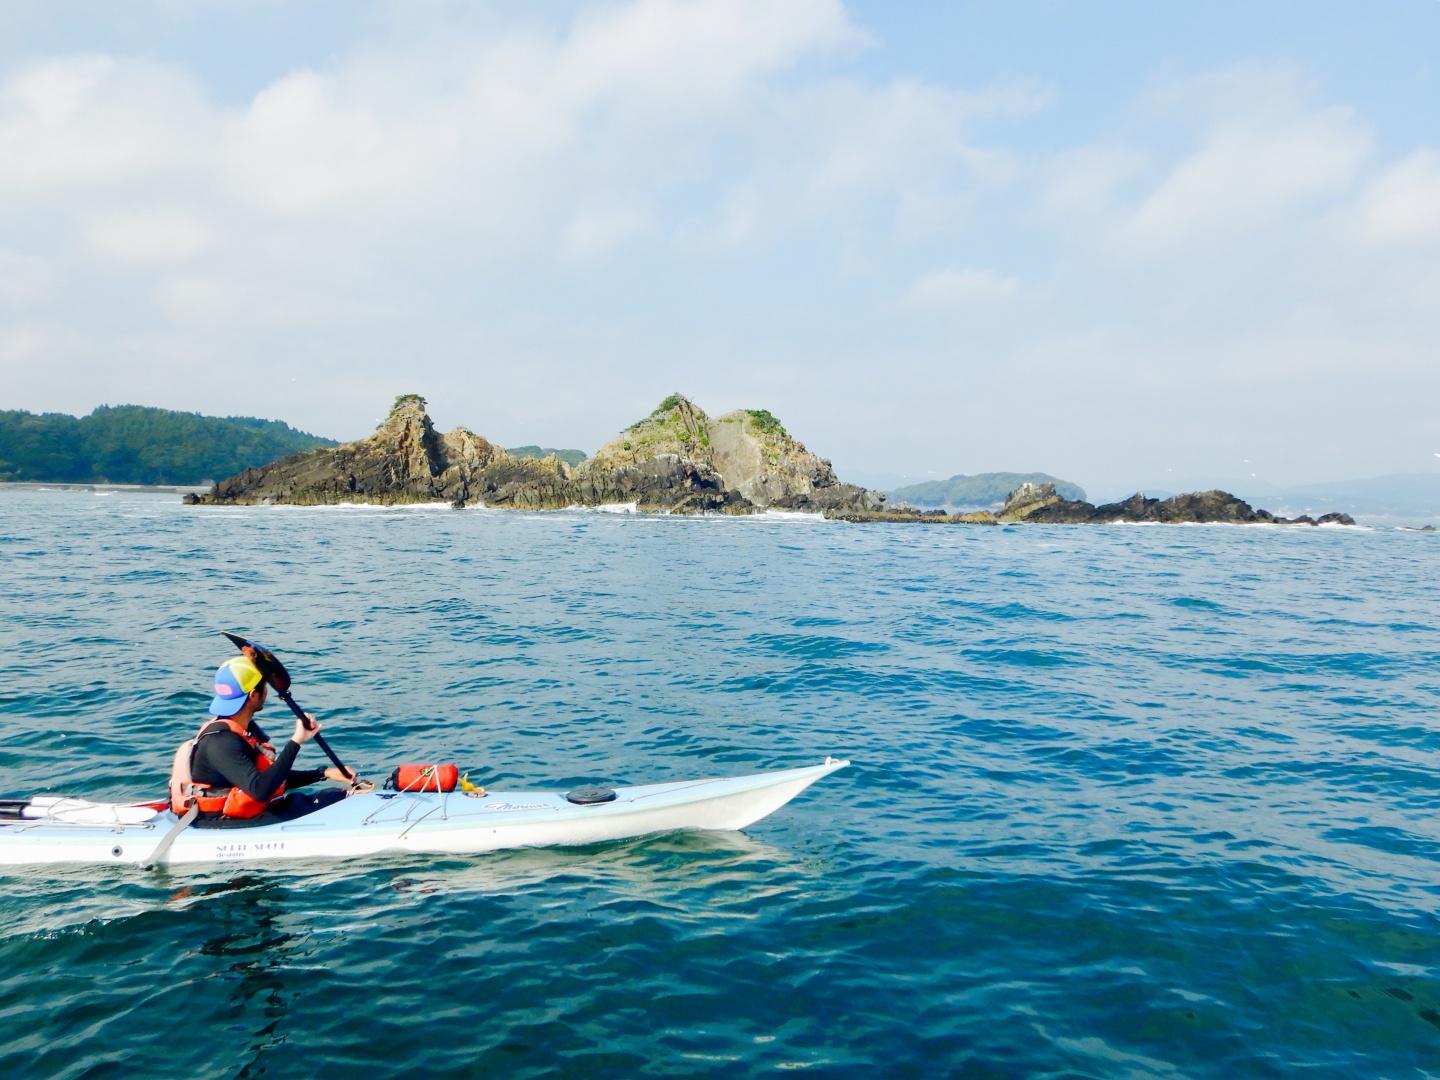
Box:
[242,723,324,786]
[193,732,302,803]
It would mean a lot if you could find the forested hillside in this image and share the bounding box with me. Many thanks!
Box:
[0,405,337,485]
[506,445,588,467]
[889,472,1087,508]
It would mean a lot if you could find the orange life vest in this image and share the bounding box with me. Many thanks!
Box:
[169,717,287,818]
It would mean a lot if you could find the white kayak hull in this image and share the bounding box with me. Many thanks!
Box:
[0,759,848,869]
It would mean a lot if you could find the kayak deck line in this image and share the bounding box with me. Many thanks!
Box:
[0,758,850,869]
[395,803,444,840]
[0,797,163,828]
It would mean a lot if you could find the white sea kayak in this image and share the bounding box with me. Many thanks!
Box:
[0,758,849,869]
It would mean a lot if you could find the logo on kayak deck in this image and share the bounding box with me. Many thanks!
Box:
[214,841,286,859]
[483,801,555,813]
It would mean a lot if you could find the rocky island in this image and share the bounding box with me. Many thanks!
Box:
[186,394,881,515]
[185,395,1355,526]
[846,482,1355,526]
[987,482,1354,525]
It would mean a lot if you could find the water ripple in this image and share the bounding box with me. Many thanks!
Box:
[2,490,1440,1077]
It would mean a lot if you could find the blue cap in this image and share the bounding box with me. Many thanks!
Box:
[208,656,264,717]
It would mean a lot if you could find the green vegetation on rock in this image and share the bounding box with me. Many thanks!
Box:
[391,393,427,413]
[611,393,711,460]
[744,409,787,438]
[889,472,1087,508]
[630,393,706,427]
[0,405,337,485]
[506,445,588,467]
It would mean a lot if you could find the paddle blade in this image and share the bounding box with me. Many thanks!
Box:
[221,631,292,693]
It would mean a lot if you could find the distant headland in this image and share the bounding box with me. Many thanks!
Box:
[889,472,1086,508]
[184,394,1353,525]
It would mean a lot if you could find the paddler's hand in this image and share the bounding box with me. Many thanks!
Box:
[291,713,320,745]
[324,765,357,784]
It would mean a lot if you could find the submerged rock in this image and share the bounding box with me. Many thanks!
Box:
[187,393,883,515]
[825,507,969,524]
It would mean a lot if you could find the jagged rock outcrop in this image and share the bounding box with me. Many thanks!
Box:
[1015,484,1355,525]
[997,482,1062,522]
[482,453,749,514]
[585,395,880,514]
[186,395,568,507]
[187,392,882,515]
[828,482,1354,526]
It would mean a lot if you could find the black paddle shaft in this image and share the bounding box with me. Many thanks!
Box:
[221,632,355,781]
[276,688,353,779]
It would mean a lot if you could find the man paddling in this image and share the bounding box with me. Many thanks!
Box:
[169,655,356,828]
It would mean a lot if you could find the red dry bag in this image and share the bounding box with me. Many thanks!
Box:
[386,764,459,793]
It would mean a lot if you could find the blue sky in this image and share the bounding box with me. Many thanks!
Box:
[1,1,1437,494]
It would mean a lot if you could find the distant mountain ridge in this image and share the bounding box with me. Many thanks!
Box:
[0,405,337,485]
[889,471,1087,508]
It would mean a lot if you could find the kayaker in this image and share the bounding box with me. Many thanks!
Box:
[169,655,355,828]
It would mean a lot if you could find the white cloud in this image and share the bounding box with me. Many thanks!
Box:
[907,266,1018,307]
[0,0,869,241]
[557,0,857,108]
[0,55,210,190]
[1356,150,1440,244]
[1120,67,1370,247]
[87,210,212,265]
[804,79,1044,204]
[155,276,242,322]
[0,248,54,306]
[0,0,1024,292]
[1041,144,1146,218]
[562,204,655,259]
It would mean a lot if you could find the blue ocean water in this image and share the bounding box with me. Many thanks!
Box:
[2,488,1440,1078]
